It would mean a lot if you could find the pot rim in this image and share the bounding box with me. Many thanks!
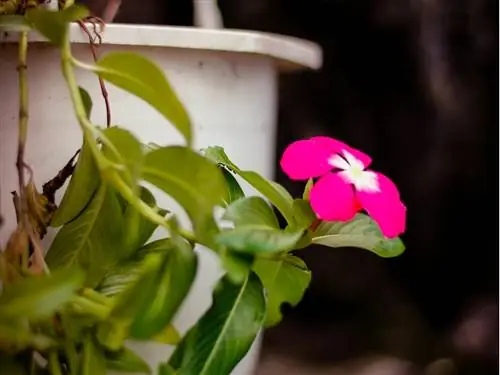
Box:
[0,23,323,71]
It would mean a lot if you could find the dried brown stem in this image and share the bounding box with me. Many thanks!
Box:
[16,31,48,274]
[78,18,112,127]
[42,149,80,204]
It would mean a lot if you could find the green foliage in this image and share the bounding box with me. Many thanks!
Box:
[50,137,100,227]
[0,267,85,320]
[0,6,406,375]
[204,146,296,225]
[166,273,265,375]
[312,213,406,257]
[93,52,192,145]
[25,5,89,46]
[106,346,152,374]
[45,185,125,286]
[253,255,311,327]
[142,146,228,246]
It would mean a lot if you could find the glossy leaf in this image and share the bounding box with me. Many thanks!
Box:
[106,346,151,374]
[218,197,302,254]
[101,127,144,188]
[219,250,254,285]
[168,273,265,375]
[93,52,191,144]
[0,267,85,320]
[312,213,406,258]
[291,199,316,230]
[96,253,162,351]
[122,186,168,255]
[221,168,245,206]
[25,5,89,46]
[130,237,197,339]
[253,255,311,327]
[223,197,279,228]
[216,227,303,254]
[142,146,228,245]
[79,86,93,118]
[97,239,176,298]
[46,185,125,286]
[50,138,100,227]
[204,146,295,225]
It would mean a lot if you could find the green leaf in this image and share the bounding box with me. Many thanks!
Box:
[79,86,93,118]
[142,146,228,245]
[93,52,191,144]
[122,186,168,255]
[25,5,89,47]
[50,138,100,227]
[151,323,181,345]
[82,336,107,375]
[204,146,295,225]
[221,168,245,206]
[97,237,196,348]
[0,15,31,32]
[158,364,177,375]
[217,197,302,254]
[253,255,311,327]
[106,346,151,374]
[223,197,279,228]
[303,178,314,200]
[0,267,85,320]
[96,253,162,351]
[46,185,125,286]
[101,127,144,188]
[130,237,197,339]
[96,239,176,298]
[216,227,303,254]
[312,213,406,258]
[291,199,316,230]
[219,250,253,285]
[168,273,265,375]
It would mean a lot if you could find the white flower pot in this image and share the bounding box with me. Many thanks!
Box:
[0,24,322,374]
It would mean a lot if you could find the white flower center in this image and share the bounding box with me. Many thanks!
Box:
[328,150,380,192]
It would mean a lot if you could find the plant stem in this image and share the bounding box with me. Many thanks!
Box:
[48,350,63,375]
[108,173,197,243]
[60,21,110,171]
[309,218,322,232]
[70,295,111,320]
[16,31,49,274]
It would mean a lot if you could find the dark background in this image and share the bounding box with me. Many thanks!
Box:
[84,1,499,373]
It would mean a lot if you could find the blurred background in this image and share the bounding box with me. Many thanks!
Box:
[85,1,499,374]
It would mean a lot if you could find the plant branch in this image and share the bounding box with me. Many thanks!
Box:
[108,173,197,243]
[77,19,112,127]
[48,350,63,375]
[16,31,48,274]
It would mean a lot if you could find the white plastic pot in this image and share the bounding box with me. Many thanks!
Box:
[0,24,322,374]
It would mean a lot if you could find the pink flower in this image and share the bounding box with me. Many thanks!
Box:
[280,136,406,238]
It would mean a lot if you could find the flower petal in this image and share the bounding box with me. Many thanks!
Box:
[356,172,406,238]
[280,139,333,180]
[310,172,359,221]
[311,136,372,169]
